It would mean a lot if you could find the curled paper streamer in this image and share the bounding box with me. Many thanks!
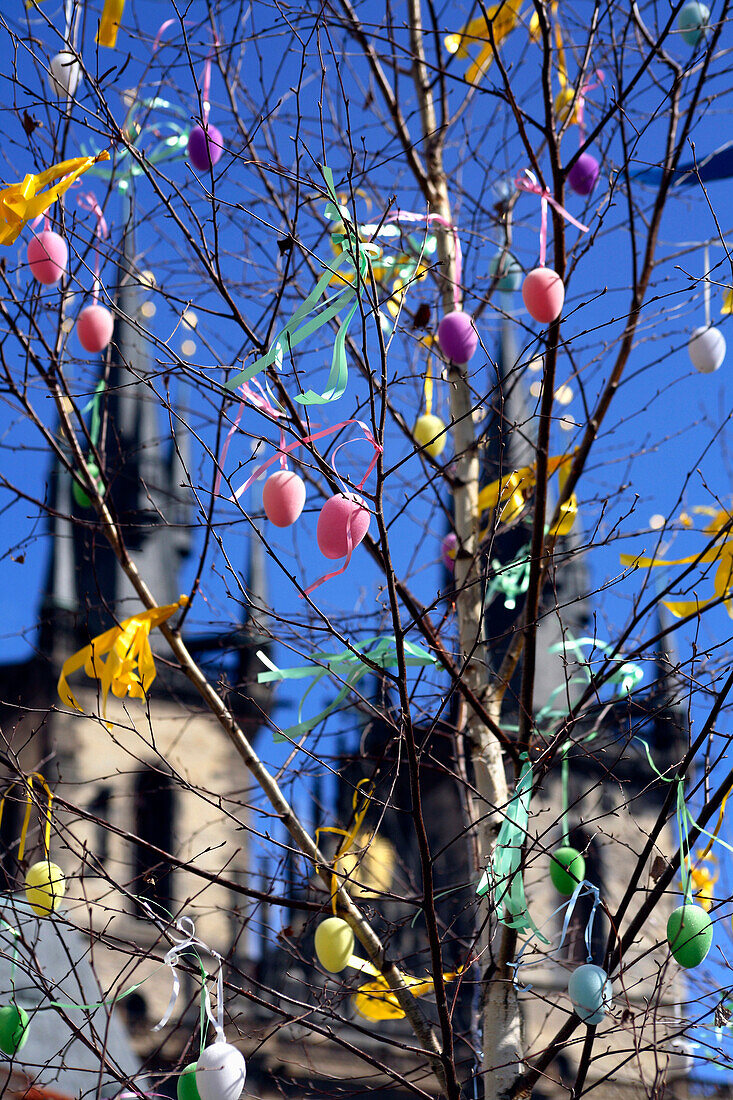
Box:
[478,452,578,538]
[349,954,464,1022]
[0,152,110,246]
[476,756,548,942]
[316,778,373,913]
[57,595,189,723]
[257,636,438,741]
[0,773,54,864]
[620,504,733,618]
[150,914,225,1040]
[225,165,380,405]
[515,169,589,267]
[97,0,125,47]
[510,879,602,989]
[444,0,523,85]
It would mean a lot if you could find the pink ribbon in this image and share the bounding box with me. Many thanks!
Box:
[514,169,589,267]
[386,210,462,310]
[201,36,219,126]
[77,191,108,301]
[229,419,382,597]
[214,379,284,498]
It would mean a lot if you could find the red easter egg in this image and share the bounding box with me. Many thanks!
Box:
[27,231,67,285]
[317,494,370,559]
[437,310,478,363]
[77,305,115,353]
[522,267,565,324]
[262,470,306,527]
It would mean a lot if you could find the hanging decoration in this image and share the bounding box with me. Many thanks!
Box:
[97,0,126,48]
[477,451,578,539]
[230,418,382,594]
[257,636,438,741]
[0,774,66,917]
[515,169,589,324]
[27,220,67,285]
[443,0,523,85]
[477,755,548,941]
[413,345,446,458]
[0,1005,29,1057]
[441,531,458,572]
[550,747,586,895]
[0,152,109,246]
[568,963,613,1025]
[689,247,726,372]
[314,916,355,973]
[225,166,379,406]
[678,1,711,46]
[489,249,522,292]
[620,503,733,618]
[49,51,82,98]
[188,37,224,172]
[57,595,189,723]
[566,72,604,197]
[72,381,106,508]
[81,96,189,190]
[76,192,115,353]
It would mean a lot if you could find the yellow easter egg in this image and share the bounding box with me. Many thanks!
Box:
[314,917,354,973]
[413,414,447,459]
[25,860,65,916]
[554,86,577,124]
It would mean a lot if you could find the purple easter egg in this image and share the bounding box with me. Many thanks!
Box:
[568,152,600,196]
[188,124,224,171]
[437,311,478,363]
[441,532,457,572]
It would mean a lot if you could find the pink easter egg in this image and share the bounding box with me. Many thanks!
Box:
[262,470,306,527]
[522,267,565,324]
[437,311,478,363]
[77,304,115,353]
[188,124,224,172]
[27,231,68,285]
[317,493,370,560]
[568,152,600,196]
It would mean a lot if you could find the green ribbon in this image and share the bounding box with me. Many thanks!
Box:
[488,547,531,610]
[257,636,438,742]
[476,756,548,942]
[226,165,378,405]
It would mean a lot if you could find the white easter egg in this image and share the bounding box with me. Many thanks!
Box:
[688,325,726,374]
[195,1042,246,1100]
[49,52,83,98]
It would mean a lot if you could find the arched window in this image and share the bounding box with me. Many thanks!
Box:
[133,768,174,913]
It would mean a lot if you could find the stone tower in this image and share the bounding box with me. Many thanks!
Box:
[0,203,272,1053]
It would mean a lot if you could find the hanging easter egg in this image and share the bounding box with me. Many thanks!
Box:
[522,267,565,324]
[667,903,713,968]
[0,1006,30,1056]
[568,152,600,197]
[195,1042,246,1100]
[413,414,447,459]
[178,1062,202,1100]
[188,124,224,172]
[72,461,103,509]
[489,251,522,292]
[678,1,711,46]
[316,494,370,559]
[441,531,457,572]
[567,963,613,1026]
[77,304,115,354]
[49,51,83,98]
[25,860,65,916]
[27,231,68,286]
[262,470,306,527]
[549,846,586,895]
[688,325,726,373]
[314,916,355,973]
[437,311,478,364]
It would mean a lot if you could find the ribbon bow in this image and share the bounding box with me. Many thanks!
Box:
[0,152,110,246]
[514,169,589,267]
[57,596,188,724]
[150,914,225,1040]
[478,452,578,539]
[225,165,379,405]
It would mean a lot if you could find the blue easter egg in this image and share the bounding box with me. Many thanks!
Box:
[568,963,613,1025]
[678,1,710,46]
[489,251,522,292]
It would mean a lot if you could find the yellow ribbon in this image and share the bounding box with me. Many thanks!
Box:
[316,778,373,915]
[57,596,188,723]
[444,0,523,84]
[620,505,733,618]
[688,853,717,911]
[0,152,110,246]
[0,774,54,862]
[97,0,125,47]
[478,453,577,538]
[721,288,733,315]
[348,954,465,1021]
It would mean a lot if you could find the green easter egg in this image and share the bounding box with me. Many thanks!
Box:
[667,903,713,968]
[0,1005,30,1056]
[549,846,586,895]
[314,916,354,973]
[72,461,102,509]
[177,1062,201,1100]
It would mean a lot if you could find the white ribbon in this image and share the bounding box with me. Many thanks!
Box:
[150,913,225,1041]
